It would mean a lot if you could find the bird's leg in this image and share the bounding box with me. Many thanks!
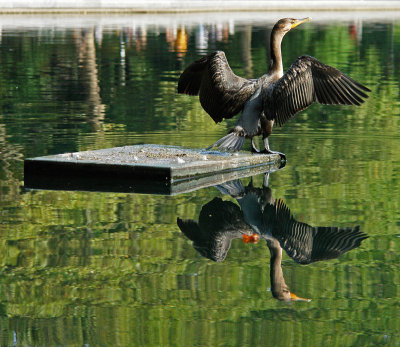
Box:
[253,119,285,160]
[251,137,261,153]
[261,137,287,161]
[252,119,286,161]
[263,172,270,187]
[261,173,274,207]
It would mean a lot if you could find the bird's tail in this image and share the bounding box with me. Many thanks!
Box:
[206,133,245,152]
[215,179,245,197]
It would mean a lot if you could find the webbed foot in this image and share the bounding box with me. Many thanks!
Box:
[259,148,286,162]
[261,137,286,162]
[251,137,286,163]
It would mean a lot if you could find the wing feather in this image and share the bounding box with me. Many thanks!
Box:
[178,51,260,123]
[177,54,209,96]
[264,199,368,264]
[263,55,370,126]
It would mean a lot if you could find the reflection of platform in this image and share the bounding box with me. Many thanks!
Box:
[24,144,284,195]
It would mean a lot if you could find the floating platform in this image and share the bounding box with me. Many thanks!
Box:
[24,144,284,195]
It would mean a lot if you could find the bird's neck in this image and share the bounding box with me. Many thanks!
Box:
[269,29,284,77]
[268,239,290,298]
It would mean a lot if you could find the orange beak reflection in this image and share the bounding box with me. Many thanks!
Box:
[290,292,312,302]
[242,233,260,243]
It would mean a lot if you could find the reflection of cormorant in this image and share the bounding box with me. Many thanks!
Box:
[177,175,368,302]
[178,18,370,157]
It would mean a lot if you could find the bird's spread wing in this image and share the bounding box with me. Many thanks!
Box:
[301,225,368,264]
[263,55,371,126]
[178,51,259,123]
[264,199,368,264]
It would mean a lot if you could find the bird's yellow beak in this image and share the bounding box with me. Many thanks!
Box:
[291,17,311,29]
[290,292,312,302]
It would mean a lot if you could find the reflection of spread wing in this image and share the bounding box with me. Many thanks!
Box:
[264,199,368,264]
[178,51,259,123]
[263,55,370,126]
[177,197,252,262]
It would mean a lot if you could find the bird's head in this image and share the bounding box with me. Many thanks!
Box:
[273,288,312,302]
[274,17,311,34]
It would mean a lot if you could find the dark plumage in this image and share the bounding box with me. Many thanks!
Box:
[178,17,370,158]
[177,197,254,262]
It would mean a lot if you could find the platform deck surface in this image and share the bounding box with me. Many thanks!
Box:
[24,144,283,194]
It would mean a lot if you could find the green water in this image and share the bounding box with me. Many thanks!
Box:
[0,16,399,346]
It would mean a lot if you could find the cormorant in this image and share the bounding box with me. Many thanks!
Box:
[177,18,370,158]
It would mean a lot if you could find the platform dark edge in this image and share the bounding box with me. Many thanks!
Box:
[23,156,282,195]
